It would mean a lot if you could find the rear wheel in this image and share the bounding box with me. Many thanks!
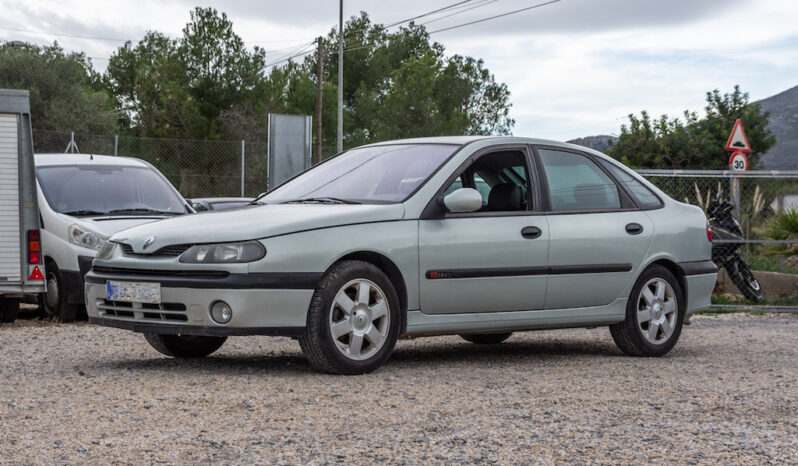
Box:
[460,333,512,344]
[143,334,227,358]
[299,260,401,375]
[39,261,80,322]
[0,297,20,324]
[728,259,763,302]
[610,265,684,357]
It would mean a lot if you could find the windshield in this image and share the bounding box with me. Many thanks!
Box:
[263,144,459,204]
[37,165,187,216]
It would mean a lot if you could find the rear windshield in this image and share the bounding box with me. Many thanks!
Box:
[37,165,186,216]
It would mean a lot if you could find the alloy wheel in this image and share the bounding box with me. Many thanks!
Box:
[328,278,391,361]
[636,278,678,345]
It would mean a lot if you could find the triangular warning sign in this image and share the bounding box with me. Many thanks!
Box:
[28,265,44,281]
[725,119,752,153]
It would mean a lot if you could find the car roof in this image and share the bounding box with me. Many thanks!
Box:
[34,153,150,168]
[361,135,606,154]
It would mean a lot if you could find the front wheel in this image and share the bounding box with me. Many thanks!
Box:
[299,260,401,375]
[727,259,763,302]
[610,265,684,357]
[144,334,227,358]
[0,297,20,324]
[39,262,80,322]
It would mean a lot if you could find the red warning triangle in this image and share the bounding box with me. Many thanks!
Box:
[725,119,752,153]
[28,265,44,281]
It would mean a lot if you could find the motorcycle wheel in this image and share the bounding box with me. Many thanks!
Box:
[728,260,764,302]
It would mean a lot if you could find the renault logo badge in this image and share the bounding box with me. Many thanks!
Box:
[142,236,157,250]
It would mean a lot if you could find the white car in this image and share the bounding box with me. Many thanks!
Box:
[35,153,192,320]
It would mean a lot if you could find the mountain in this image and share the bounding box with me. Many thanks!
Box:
[757,85,798,170]
[566,135,617,153]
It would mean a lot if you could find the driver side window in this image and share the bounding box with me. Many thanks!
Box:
[442,151,532,213]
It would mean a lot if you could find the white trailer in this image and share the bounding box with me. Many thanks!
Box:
[0,89,45,323]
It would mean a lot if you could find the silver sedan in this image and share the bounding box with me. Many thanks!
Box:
[85,137,717,374]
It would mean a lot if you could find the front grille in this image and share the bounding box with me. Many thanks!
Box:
[119,243,193,257]
[98,299,188,322]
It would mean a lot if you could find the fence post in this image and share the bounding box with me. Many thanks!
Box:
[241,140,245,197]
[114,135,118,156]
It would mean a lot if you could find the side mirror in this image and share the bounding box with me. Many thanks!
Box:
[716,190,725,201]
[442,188,483,213]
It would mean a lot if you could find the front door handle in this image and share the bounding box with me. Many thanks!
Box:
[521,226,542,239]
[626,223,643,235]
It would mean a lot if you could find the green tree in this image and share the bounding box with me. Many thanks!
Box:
[104,7,265,139]
[0,42,116,133]
[609,85,776,169]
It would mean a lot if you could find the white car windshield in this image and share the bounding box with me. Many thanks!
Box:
[263,144,459,204]
[37,165,187,216]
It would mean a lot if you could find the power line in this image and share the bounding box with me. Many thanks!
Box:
[428,0,562,34]
[420,0,500,26]
[0,25,131,42]
[383,0,474,28]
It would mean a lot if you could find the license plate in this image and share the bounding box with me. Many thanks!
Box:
[106,280,161,304]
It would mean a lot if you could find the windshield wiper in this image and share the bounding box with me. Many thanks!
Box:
[284,197,361,205]
[61,209,107,216]
[106,208,182,216]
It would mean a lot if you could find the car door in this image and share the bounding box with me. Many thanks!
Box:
[418,146,549,314]
[534,147,654,310]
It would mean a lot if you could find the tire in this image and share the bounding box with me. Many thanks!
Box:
[0,298,20,324]
[39,261,80,322]
[728,260,763,302]
[298,260,401,375]
[610,265,684,357]
[460,332,512,344]
[143,333,227,358]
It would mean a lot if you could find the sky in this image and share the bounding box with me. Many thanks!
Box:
[1,0,797,141]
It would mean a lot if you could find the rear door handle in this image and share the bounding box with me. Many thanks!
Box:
[626,223,643,235]
[521,226,542,239]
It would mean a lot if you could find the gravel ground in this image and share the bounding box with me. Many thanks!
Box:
[1,313,796,464]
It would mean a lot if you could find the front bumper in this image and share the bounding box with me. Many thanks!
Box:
[84,268,317,335]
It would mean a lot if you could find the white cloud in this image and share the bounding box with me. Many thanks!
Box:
[0,0,796,141]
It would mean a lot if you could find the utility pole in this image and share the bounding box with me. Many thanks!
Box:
[315,36,324,165]
[337,0,343,154]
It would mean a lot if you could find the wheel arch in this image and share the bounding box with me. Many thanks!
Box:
[645,258,688,305]
[331,251,408,333]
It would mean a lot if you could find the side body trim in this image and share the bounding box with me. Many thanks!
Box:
[426,263,632,280]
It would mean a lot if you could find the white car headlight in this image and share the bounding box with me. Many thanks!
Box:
[179,241,266,264]
[68,224,108,251]
[95,242,117,261]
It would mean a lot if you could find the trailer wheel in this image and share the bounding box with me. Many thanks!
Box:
[0,297,20,324]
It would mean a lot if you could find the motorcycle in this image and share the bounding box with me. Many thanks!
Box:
[707,191,764,301]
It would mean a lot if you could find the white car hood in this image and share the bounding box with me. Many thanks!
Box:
[70,215,171,237]
[110,203,406,253]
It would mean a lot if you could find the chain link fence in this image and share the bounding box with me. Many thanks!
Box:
[639,169,798,281]
[32,130,347,199]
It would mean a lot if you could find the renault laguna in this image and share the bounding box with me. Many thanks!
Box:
[85,137,717,374]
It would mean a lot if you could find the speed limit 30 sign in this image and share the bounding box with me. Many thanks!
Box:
[729,151,748,171]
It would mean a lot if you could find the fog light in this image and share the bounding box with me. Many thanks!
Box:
[210,301,232,324]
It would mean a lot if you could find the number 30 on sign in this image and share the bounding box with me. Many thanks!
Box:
[729,151,748,171]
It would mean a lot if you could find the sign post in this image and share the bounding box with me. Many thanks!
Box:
[725,119,752,219]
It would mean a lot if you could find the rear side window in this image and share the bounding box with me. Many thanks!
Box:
[538,149,621,211]
[601,160,662,209]
[600,161,663,209]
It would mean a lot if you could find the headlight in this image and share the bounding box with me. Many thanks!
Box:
[179,241,266,264]
[95,242,117,261]
[68,224,108,251]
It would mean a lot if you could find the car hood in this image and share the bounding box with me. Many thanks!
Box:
[110,203,406,253]
[69,215,172,237]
